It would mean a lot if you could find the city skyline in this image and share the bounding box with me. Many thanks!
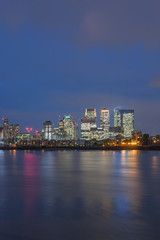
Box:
[0,1,160,135]
[1,107,134,132]
[0,106,157,135]
[1,2,160,240]
[1,107,159,148]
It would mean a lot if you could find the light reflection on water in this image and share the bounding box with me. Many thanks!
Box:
[0,150,160,239]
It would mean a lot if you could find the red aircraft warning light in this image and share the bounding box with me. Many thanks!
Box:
[26,127,33,133]
[35,130,40,136]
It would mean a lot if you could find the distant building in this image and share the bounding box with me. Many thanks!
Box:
[90,128,104,141]
[58,120,64,130]
[132,130,142,145]
[32,132,43,141]
[3,118,10,141]
[115,134,122,146]
[52,127,67,141]
[114,109,121,127]
[85,108,97,119]
[63,115,78,140]
[156,135,160,143]
[109,127,124,140]
[50,120,67,141]
[10,124,19,140]
[17,133,31,142]
[114,108,134,138]
[100,108,110,139]
[81,108,97,140]
[52,128,59,141]
[73,122,78,140]
[0,127,4,141]
[43,121,53,141]
[151,135,160,145]
[81,118,97,140]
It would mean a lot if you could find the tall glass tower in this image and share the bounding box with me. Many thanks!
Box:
[85,109,97,119]
[63,115,78,140]
[43,121,53,141]
[3,118,10,141]
[114,108,134,138]
[81,108,97,140]
[100,108,110,139]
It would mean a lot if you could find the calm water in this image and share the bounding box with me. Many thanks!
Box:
[0,150,160,240]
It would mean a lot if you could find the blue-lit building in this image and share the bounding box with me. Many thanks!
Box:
[61,115,78,140]
[114,108,134,139]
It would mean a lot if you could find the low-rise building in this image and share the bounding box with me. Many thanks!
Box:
[17,133,31,142]
[109,127,123,140]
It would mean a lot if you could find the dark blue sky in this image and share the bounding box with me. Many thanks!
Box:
[0,0,160,134]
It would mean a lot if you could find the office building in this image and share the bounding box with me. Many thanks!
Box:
[109,127,124,140]
[114,108,134,138]
[63,115,78,140]
[3,118,10,141]
[114,109,121,127]
[100,108,110,139]
[90,128,104,141]
[85,108,97,119]
[17,133,31,142]
[0,127,4,141]
[43,121,53,141]
[81,118,97,140]
[58,120,64,130]
[10,124,19,140]
[81,108,97,140]
[52,127,67,141]
[132,130,142,145]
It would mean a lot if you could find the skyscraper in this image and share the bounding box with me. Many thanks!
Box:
[0,127,4,141]
[85,109,97,119]
[53,119,66,140]
[63,115,78,140]
[10,124,19,140]
[81,108,97,140]
[58,120,64,130]
[3,118,10,141]
[114,109,134,138]
[114,108,122,127]
[81,118,97,140]
[100,108,110,139]
[43,121,53,140]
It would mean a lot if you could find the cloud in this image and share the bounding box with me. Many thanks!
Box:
[1,0,160,47]
[150,77,160,88]
[79,0,160,47]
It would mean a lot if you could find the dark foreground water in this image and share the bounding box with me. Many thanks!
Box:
[0,150,160,240]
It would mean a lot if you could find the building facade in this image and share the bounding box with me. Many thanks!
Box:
[100,108,110,139]
[109,127,124,140]
[81,108,97,140]
[3,118,10,141]
[10,124,19,140]
[81,118,97,140]
[0,127,4,141]
[114,109,134,138]
[43,121,53,141]
[85,108,97,119]
[90,127,104,141]
[63,115,78,140]
[17,133,31,142]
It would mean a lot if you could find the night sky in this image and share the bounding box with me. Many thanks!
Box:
[0,0,160,134]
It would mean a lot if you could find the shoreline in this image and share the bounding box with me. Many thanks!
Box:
[0,146,160,151]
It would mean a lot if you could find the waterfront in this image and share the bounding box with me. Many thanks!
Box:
[0,150,160,240]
